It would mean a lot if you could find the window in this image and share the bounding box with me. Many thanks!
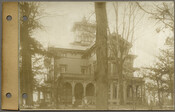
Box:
[111,63,114,74]
[60,65,67,73]
[81,66,87,74]
[113,64,117,75]
[40,92,44,99]
[61,53,67,57]
[45,93,51,102]
[127,85,132,98]
[108,62,111,74]
[88,64,91,75]
[113,83,117,99]
[93,62,97,72]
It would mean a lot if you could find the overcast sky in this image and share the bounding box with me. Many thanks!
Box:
[31,1,173,68]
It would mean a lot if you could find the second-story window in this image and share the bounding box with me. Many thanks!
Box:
[81,66,87,74]
[61,53,67,57]
[60,65,67,73]
[93,62,97,72]
[88,64,91,75]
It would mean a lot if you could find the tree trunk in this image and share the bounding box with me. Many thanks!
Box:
[169,77,174,105]
[95,2,108,110]
[21,50,33,106]
[157,81,162,108]
[21,32,33,106]
[161,91,164,105]
[118,63,124,105]
[171,92,174,105]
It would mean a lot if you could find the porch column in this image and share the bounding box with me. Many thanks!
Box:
[141,84,143,103]
[133,85,137,98]
[72,81,75,104]
[94,83,97,96]
[133,85,137,105]
[83,83,86,97]
[123,81,126,104]
[38,90,40,103]
[132,85,135,101]
[117,82,119,105]
[111,82,113,100]
[94,83,96,104]
[43,90,46,102]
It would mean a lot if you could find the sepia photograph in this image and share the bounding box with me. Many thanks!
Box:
[19,1,174,110]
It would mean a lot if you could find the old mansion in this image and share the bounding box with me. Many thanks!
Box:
[34,33,145,109]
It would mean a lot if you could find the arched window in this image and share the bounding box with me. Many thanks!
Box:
[63,82,72,96]
[74,83,83,100]
[86,83,95,96]
[61,82,72,104]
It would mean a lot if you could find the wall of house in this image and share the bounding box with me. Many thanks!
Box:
[48,47,144,106]
[55,52,88,74]
[52,47,136,77]
[86,51,96,74]
[86,50,136,78]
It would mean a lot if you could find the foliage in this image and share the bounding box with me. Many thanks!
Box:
[20,2,45,55]
[20,2,46,106]
[142,36,174,106]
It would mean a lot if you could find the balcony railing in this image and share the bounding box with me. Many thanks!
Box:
[60,73,94,79]
[126,96,142,104]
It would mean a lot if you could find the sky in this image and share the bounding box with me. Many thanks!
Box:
[32,1,173,68]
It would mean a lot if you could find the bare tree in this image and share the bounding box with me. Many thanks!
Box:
[109,2,144,105]
[136,2,174,31]
[95,2,108,109]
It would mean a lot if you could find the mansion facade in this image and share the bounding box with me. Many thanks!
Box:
[35,34,145,108]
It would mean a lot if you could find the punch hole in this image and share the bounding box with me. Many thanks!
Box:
[6,15,12,21]
[22,93,27,99]
[23,16,28,21]
[6,93,12,98]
